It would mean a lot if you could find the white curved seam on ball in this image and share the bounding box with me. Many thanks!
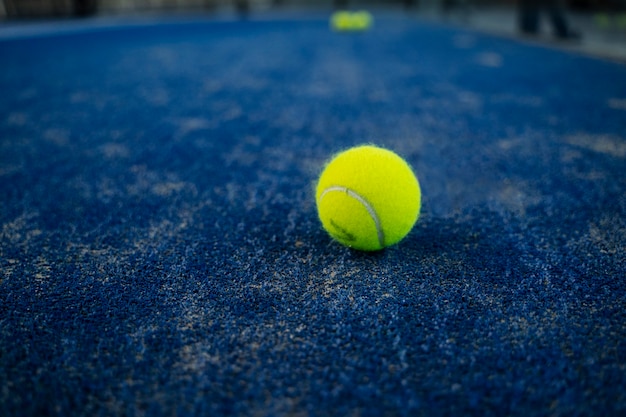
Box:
[319,186,384,248]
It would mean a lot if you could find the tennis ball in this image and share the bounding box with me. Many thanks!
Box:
[351,10,373,30]
[330,11,353,31]
[330,10,373,31]
[316,145,421,251]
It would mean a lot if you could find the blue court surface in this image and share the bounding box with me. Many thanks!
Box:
[1,12,625,416]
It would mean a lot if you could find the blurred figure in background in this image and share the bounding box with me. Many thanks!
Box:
[519,0,581,39]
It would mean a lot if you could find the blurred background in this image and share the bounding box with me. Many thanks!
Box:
[1,0,625,61]
[0,1,625,18]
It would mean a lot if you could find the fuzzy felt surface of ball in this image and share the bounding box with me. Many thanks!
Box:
[316,145,421,251]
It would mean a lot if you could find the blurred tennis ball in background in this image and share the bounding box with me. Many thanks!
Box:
[351,10,373,30]
[330,10,373,32]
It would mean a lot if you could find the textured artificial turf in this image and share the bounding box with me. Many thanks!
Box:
[1,14,625,416]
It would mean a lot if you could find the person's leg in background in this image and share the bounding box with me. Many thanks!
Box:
[74,0,97,16]
[519,0,541,34]
[547,0,580,38]
[519,0,580,39]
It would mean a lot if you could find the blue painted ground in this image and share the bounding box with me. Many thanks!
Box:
[1,13,625,416]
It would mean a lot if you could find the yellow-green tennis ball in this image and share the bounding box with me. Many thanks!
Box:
[316,145,421,251]
[351,10,373,30]
[330,11,353,31]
